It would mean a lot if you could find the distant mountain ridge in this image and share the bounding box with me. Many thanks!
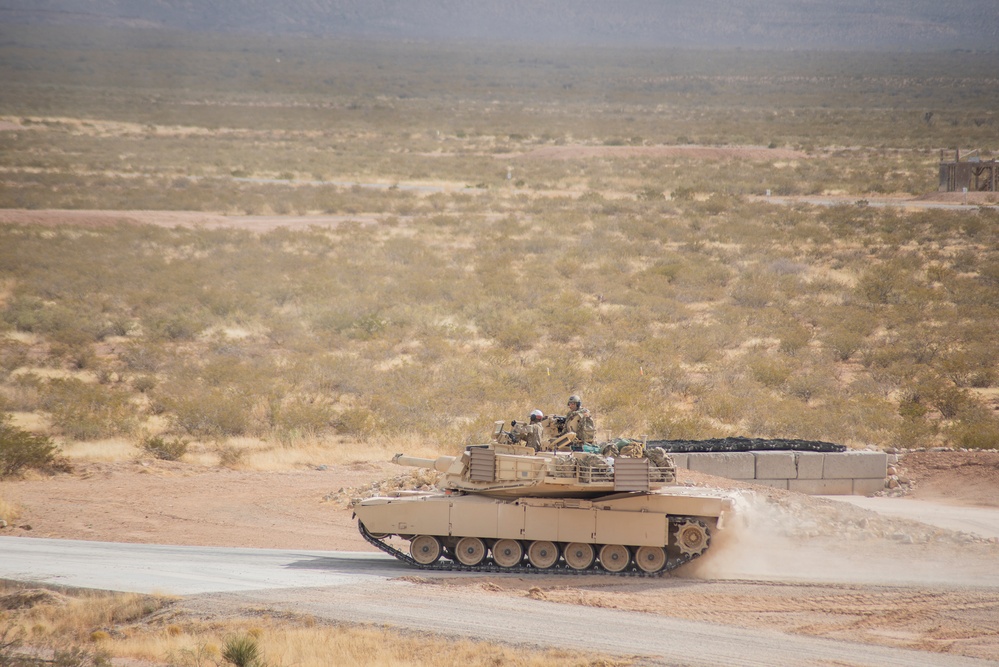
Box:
[1,0,997,50]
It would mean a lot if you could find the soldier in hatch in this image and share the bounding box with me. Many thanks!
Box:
[511,409,546,451]
[560,395,596,447]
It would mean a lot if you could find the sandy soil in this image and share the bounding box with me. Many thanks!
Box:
[900,449,999,508]
[0,209,383,233]
[3,450,999,661]
[4,450,990,551]
[509,144,808,161]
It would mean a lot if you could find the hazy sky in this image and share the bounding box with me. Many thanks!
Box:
[1,1,997,50]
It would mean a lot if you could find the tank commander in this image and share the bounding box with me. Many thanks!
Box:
[560,394,596,447]
[510,409,546,451]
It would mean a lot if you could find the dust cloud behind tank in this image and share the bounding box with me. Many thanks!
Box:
[352,433,735,575]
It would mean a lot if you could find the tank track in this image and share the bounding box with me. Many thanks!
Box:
[358,518,706,577]
[647,436,846,453]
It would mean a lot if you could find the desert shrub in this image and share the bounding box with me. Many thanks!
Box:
[50,332,98,371]
[140,434,189,461]
[938,346,997,388]
[917,377,974,420]
[119,343,164,374]
[131,375,157,393]
[271,397,334,437]
[776,319,811,355]
[818,305,877,362]
[648,409,723,440]
[783,367,836,402]
[636,186,663,201]
[540,293,593,343]
[0,412,57,476]
[747,354,792,389]
[670,186,695,201]
[891,415,938,449]
[947,406,999,450]
[221,634,265,667]
[855,260,915,305]
[216,443,247,468]
[333,407,380,438]
[40,378,137,441]
[2,373,43,412]
[729,272,777,308]
[160,387,253,439]
[2,296,86,337]
[0,339,29,375]
[147,313,208,341]
[492,318,540,351]
[823,328,867,362]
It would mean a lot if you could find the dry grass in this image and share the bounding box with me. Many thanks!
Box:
[0,496,20,523]
[174,435,440,470]
[0,583,624,667]
[57,438,138,463]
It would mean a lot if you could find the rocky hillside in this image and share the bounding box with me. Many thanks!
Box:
[0,0,996,50]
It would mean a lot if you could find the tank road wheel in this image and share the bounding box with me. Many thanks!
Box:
[455,537,487,566]
[673,519,710,558]
[634,546,667,573]
[358,521,389,539]
[563,542,595,570]
[527,540,559,569]
[410,535,442,565]
[599,544,631,573]
[492,539,524,568]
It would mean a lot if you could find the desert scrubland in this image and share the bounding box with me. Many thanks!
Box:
[1,23,998,667]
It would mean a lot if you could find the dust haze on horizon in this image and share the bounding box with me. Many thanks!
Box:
[1,0,998,50]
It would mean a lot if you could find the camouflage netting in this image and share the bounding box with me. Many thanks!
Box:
[577,453,613,471]
[647,437,846,453]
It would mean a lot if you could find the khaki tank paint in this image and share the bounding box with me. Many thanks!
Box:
[353,437,734,574]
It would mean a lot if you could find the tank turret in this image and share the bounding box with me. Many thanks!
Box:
[352,426,734,576]
[392,442,675,498]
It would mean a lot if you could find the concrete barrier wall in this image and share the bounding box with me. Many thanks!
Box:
[677,451,887,496]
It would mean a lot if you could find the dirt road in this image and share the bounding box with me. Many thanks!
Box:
[1,536,995,667]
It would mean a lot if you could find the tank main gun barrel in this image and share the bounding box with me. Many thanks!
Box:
[392,453,456,472]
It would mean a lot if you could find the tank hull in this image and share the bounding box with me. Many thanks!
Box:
[354,488,733,574]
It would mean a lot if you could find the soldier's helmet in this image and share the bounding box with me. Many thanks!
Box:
[530,409,544,421]
[567,395,581,407]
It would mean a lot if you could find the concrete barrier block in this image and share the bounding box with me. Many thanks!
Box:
[751,479,789,490]
[667,453,688,469]
[853,478,887,496]
[789,479,853,495]
[795,452,824,479]
[686,452,756,479]
[754,452,797,479]
[823,451,887,479]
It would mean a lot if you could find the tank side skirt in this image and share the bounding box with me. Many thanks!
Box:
[358,517,708,577]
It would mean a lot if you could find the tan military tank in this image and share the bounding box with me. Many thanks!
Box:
[352,425,734,575]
